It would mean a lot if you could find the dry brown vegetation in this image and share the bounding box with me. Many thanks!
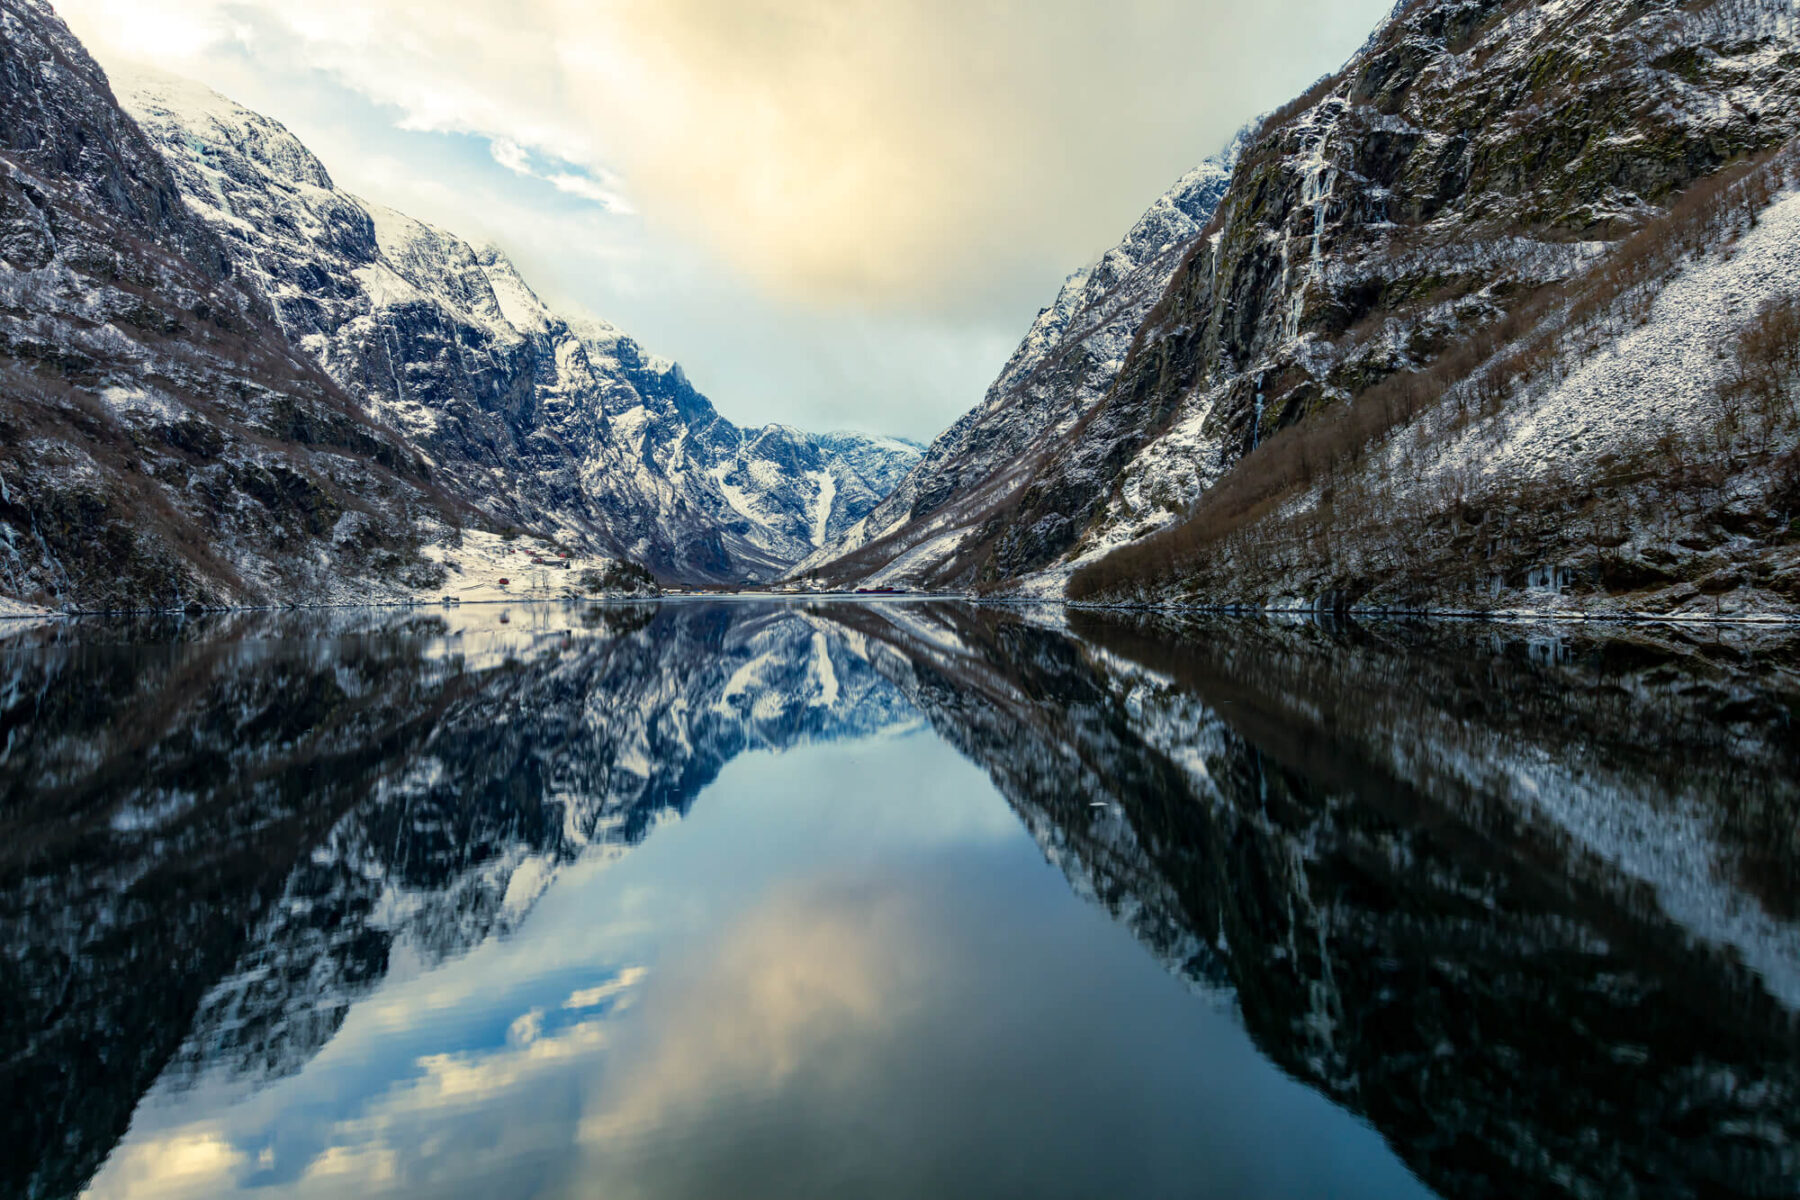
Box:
[1071,140,1800,605]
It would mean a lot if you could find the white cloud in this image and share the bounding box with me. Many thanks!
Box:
[488,136,634,212]
[53,0,1395,438]
[60,0,1396,310]
[488,137,531,175]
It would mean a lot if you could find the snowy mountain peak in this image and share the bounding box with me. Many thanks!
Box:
[114,71,923,585]
[111,64,335,192]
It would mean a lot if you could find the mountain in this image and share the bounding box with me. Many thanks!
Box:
[794,136,1243,588]
[809,0,1800,611]
[1054,0,1800,614]
[0,0,468,611]
[117,69,922,586]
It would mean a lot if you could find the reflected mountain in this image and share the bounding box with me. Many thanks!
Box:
[0,603,916,1200]
[3,602,1798,1200]
[847,605,1800,1200]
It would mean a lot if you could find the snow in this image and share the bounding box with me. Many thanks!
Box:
[0,596,52,622]
[808,630,840,708]
[98,385,181,422]
[807,470,836,549]
[712,467,764,525]
[1391,709,1800,1011]
[714,650,778,715]
[111,63,334,190]
[1428,187,1800,486]
[477,250,557,335]
[419,530,628,604]
[863,527,973,588]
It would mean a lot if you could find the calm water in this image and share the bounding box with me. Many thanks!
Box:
[3,601,1798,1200]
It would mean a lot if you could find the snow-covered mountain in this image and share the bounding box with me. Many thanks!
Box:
[117,69,921,586]
[0,0,465,611]
[808,0,1800,609]
[797,135,1244,588]
[1043,0,1800,611]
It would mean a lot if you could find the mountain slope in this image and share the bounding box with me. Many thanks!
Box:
[1034,0,1800,601]
[0,0,461,611]
[817,0,1800,602]
[795,136,1243,589]
[1076,151,1800,614]
[119,70,921,585]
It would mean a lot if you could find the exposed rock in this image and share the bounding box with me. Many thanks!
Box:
[0,0,457,610]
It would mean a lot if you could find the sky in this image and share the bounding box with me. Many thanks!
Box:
[57,0,1397,442]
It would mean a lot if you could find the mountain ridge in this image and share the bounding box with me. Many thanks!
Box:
[793,131,1246,589]
[803,0,1800,613]
[118,65,923,586]
[0,0,473,612]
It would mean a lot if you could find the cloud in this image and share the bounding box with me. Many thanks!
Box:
[489,137,634,212]
[81,1129,247,1200]
[58,0,1396,311]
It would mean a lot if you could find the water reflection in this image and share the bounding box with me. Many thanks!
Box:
[2,602,1797,1200]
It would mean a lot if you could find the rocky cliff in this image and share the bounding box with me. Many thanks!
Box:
[1056,0,1800,612]
[810,0,1800,608]
[0,0,462,611]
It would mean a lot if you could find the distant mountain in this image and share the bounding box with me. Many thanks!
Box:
[118,69,922,586]
[796,136,1243,589]
[810,0,1800,615]
[0,0,464,611]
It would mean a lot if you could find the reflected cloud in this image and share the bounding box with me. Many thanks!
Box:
[565,966,651,1012]
[578,877,927,1150]
[81,1131,245,1200]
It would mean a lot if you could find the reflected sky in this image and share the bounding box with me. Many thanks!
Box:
[82,732,1431,1200]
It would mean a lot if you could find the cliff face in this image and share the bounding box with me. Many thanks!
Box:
[0,0,458,611]
[998,0,1800,591]
[806,0,1800,603]
[118,71,921,586]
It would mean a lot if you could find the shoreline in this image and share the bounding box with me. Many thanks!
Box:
[5,592,1800,628]
[1050,599,1800,627]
